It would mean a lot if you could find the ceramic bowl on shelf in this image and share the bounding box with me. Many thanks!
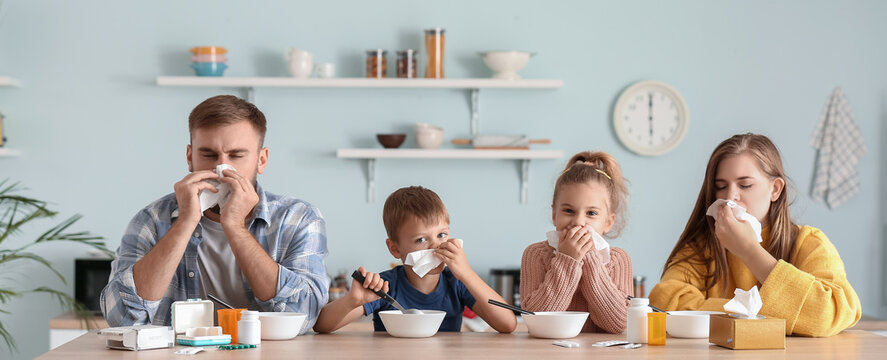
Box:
[521,311,588,339]
[378,310,446,338]
[191,54,228,63]
[190,46,227,55]
[478,51,536,80]
[258,312,307,340]
[376,133,407,149]
[414,123,443,149]
[190,62,227,77]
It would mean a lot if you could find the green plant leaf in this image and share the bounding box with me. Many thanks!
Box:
[0,251,65,283]
[0,319,16,353]
[0,289,19,304]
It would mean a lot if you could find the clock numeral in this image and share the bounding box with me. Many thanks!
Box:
[628,104,636,111]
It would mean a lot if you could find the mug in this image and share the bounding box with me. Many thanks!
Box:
[314,63,335,78]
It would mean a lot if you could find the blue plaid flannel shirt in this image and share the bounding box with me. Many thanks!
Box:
[100,183,330,334]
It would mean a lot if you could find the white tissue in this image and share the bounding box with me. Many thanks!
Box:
[723,286,763,319]
[198,164,235,213]
[404,239,464,278]
[706,199,763,243]
[545,225,611,265]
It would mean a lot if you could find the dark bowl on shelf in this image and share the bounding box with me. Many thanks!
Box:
[377,133,407,149]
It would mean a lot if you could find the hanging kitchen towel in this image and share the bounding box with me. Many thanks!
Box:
[810,87,866,209]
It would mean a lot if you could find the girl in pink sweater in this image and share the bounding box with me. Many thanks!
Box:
[520,151,633,333]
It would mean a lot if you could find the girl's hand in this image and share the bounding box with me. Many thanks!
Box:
[435,238,471,280]
[347,266,389,305]
[558,225,595,261]
[714,204,760,257]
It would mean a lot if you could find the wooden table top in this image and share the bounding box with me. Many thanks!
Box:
[37,329,886,359]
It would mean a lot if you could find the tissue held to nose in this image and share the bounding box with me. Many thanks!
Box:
[198,164,236,212]
[404,239,464,277]
[545,225,611,265]
[705,199,763,243]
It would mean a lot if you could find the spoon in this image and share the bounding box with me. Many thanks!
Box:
[487,299,535,315]
[351,270,423,314]
[207,293,234,309]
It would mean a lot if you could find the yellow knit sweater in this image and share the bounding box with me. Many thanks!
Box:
[649,225,860,337]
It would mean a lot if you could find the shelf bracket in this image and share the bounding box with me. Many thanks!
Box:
[366,158,376,203]
[520,159,530,204]
[470,88,479,137]
[245,87,256,103]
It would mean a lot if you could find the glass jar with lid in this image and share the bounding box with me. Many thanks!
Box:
[396,50,418,78]
[366,49,387,78]
[424,28,445,78]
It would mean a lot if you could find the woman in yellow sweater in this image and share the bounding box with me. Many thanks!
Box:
[649,133,860,337]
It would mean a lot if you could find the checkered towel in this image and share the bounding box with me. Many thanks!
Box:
[810,87,866,209]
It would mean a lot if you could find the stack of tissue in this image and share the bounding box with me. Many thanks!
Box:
[404,239,464,277]
[198,164,235,212]
[545,225,611,265]
[724,286,764,319]
[706,199,763,243]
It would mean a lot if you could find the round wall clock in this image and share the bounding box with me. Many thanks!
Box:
[613,80,690,156]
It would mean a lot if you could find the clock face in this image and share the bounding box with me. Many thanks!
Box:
[613,81,689,156]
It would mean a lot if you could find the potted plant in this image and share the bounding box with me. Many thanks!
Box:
[0,179,113,353]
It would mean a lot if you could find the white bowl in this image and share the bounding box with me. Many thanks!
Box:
[378,310,446,338]
[414,124,444,149]
[258,312,307,340]
[665,311,724,338]
[522,311,588,339]
[479,51,535,80]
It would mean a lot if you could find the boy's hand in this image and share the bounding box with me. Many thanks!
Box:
[558,225,595,261]
[346,266,389,306]
[435,238,472,280]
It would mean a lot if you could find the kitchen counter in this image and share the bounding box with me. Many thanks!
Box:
[37,329,886,359]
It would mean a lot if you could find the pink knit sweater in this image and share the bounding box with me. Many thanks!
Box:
[520,241,632,333]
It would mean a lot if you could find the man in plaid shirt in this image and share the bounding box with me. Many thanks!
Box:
[101,95,329,333]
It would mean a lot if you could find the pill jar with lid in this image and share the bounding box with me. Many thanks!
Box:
[237,310,261,345]
[626,297,652,343]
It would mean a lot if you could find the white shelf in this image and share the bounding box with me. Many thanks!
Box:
[0,148,21,157]
[156,76,563,89]
[0,76,20,87]
[337,148,563,203]
[337,148,563,159]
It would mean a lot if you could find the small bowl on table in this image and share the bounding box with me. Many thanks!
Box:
[376,133,406,149]
[522,311,589,339]
[378,310,446,338]
[666,311,725,338]
[258,312,307,340]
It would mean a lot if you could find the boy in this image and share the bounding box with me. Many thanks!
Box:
[314,186,516,333]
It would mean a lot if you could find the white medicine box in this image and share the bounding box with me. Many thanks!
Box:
[171,298,231,346]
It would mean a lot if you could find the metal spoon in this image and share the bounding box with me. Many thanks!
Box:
[351,270,423,314]
[208,293,234,309]
[488,299,535,315]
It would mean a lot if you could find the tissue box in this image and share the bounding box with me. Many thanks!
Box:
[709,314,785,349]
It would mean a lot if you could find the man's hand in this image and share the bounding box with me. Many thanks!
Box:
[219,169,259,229]
[173,170,220,225]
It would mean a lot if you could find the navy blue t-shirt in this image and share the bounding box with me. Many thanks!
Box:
[362,266,476,332]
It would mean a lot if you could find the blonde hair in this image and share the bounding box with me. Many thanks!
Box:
[383,186,450,241]
[552,151,629,238]
[662,133,797,293]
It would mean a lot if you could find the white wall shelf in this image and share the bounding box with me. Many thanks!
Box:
[0,148,21,157]
[156,76,563,137]
[0,76,21,87]
[337,148,564,203]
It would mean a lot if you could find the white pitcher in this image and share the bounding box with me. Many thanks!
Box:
[286,48,313,78]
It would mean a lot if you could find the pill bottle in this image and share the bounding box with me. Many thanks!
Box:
[647,312,666,345]
[626,297,652,343]
[237,310,261,345]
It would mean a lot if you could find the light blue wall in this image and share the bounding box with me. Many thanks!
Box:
[1,1,885,358]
